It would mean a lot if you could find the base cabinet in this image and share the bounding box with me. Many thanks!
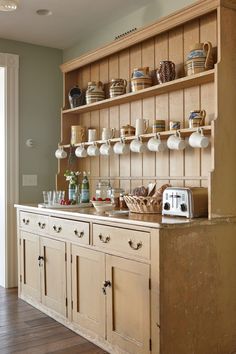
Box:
[71,245,150,354]
[20,231,67,318]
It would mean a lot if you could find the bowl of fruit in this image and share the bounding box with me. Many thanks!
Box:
[91,197,115,214]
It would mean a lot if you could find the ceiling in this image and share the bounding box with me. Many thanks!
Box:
[0,0,151,50]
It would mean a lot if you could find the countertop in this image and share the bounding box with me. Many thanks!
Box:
[14,204,236,229]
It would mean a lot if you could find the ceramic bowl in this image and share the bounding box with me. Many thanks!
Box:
[91,200,115,214]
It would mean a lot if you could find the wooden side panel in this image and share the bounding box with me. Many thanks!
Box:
[160,222,236,354]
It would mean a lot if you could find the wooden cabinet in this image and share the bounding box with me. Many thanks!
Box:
[71,245,150,354]
[19,225,67,318]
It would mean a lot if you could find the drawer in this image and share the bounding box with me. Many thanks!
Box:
[92,224,150,260]
[19,211,48,234]
[49,217,89,245]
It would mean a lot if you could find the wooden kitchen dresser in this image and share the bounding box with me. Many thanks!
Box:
[16,1,236,354]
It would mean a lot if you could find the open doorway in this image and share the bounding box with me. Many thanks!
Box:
[0,53,19,288]
[0,66,5,286]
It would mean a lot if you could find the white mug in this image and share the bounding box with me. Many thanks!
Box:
[130,137,147,153]
[167,131,187,150]
[135,118,149,136]
[113,139,130,154]
[88,128,97,142]
[101,127,116,141]
[189,128,209,148]
[147,133,167,152]
[100,141,113,156]
[87,143,100,156]
[75,144,87,158]
[55,146,67,159]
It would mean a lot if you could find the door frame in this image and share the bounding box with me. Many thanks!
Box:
[0,53,19,288]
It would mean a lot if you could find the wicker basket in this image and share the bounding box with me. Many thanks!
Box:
[124,195,162,214]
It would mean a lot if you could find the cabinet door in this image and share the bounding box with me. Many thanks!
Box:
[106,255,150,354]
[40,237,67,317]
[20,231,40,302]
[71,245,105,338]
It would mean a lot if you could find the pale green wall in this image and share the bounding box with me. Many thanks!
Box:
[63,0,195,62]
[0,38,63,203]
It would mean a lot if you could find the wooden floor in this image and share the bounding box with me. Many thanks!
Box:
[0,287,108,354]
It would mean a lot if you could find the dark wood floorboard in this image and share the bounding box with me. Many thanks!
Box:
[0,287,108,354]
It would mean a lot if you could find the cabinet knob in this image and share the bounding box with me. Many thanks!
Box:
[38,222,46,229]
[38,255,44,267]
[98,233,110,243]
[22,218,30,225]
[128,239,142,250]
[74,229,84,238]
[53,225,62,233]
[102,280,111,295]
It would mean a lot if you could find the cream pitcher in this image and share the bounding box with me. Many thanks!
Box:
[185,41,214,76]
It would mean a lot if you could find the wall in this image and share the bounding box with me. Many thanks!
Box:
[63,0,195,61]
[0,67,5,286]
[0,38,62,203]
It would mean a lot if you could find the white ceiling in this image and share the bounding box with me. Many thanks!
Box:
[0,0,150,49]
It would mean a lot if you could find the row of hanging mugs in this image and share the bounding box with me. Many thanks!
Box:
[55,128,209,159]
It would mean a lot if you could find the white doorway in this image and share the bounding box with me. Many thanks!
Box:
[0,53,19,288]
[0,66,5,286]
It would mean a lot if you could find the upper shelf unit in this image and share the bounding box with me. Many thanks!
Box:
[62,69,215,115]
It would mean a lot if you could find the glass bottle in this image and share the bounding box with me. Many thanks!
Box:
[95,181,112,200]
[80,172,90,203]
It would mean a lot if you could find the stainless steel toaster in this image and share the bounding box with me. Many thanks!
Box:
[162,187,208,218]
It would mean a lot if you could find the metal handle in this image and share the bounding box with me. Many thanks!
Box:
[38,222,46,229]
[99,233,110,243]
[38,255,44,267]
[74,229,84,238]
[128,239,142,250]
[53,225,62,233]
[22,218,30,225]
[102,280,111,295]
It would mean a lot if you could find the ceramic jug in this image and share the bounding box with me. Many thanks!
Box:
[156,60,176,83]
[109,78,127,97]
[185,41,213,76]
[86,81,105,104]
[68,85,85,108]
[188,109,206,128]
[131,67,152,92]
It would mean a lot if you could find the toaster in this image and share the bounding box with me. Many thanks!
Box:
[162,187,208,218]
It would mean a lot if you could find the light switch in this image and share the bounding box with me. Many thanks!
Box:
[22,174,38,186]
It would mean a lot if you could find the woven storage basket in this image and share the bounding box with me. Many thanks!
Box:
[124,195,162,214]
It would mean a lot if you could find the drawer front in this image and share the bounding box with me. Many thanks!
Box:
[19,211,48,234]
[92,224,150,260]
[49,217,89,245]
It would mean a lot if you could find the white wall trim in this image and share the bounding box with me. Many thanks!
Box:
[0,53,19,288]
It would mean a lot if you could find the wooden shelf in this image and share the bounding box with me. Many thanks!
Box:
[60,125,211,148]
[62,70,215,116]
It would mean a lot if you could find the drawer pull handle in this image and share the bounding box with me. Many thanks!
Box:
[128,239,142,250]
[102,280,111,295]
[22,218,30,225]
[74,229,84,238]
[38,222,46,229]
[53,225,62,233]
[38,256,44,267]
[99,233,110,243]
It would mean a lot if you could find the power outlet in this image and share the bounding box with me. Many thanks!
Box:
[22,174,38,186]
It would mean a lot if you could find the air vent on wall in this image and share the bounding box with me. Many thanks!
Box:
[115,27,137,40]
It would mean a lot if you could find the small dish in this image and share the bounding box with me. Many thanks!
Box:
[91,200,115,214]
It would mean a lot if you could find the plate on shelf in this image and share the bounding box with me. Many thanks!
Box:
[38,202,92,209]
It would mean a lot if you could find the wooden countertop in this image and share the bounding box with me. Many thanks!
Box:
[14,204,236,229]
